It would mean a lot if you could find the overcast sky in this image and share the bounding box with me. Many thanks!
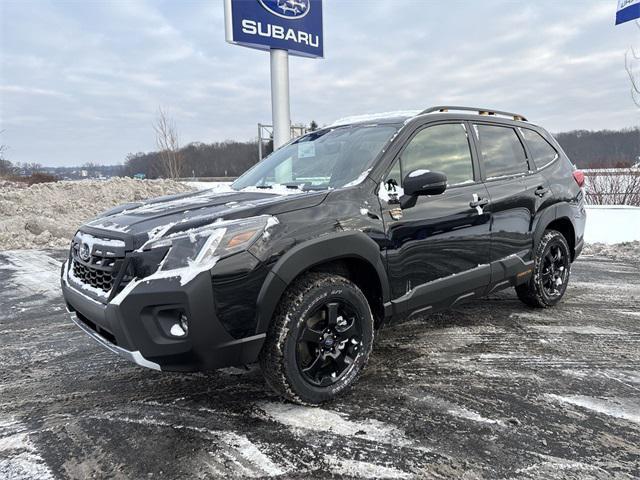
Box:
[1,0,638,167]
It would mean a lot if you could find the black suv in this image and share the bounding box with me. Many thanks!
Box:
[61,106,586,404]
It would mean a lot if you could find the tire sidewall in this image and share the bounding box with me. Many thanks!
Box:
[282,279,374,403]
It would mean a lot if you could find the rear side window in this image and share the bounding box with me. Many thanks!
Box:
[474,124,528,178]
[520,128,558,169]
[401,123,474,186]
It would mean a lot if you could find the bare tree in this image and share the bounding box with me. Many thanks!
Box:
[153,107,182,179]
[0,129,9,176]
[625,20,640,108]
[585,168,640,206]
[82,162,101,177]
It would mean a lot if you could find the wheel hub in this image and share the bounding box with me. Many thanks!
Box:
[322,333,336,349]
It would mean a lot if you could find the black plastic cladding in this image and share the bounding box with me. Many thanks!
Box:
[61,111,586,371]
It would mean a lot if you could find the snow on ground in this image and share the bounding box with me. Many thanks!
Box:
[258,401,416,448]
[545,395,640,424]
[324,456,411,479]
[583,205,640,244]
[0,250,61,299]
[0,178,194,250]
[0,416,55,480]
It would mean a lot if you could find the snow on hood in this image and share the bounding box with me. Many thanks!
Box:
[82,186,326,242]
[120,189,237,215]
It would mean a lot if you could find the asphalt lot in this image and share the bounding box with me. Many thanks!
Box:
[1,247,639,479]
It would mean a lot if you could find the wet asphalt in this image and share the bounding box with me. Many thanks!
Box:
[0,248,639,479]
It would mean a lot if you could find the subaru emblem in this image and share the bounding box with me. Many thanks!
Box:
[79,242,91,261]
[258,0,310,19]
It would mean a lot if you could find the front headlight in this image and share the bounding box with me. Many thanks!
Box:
[143,215,276,284]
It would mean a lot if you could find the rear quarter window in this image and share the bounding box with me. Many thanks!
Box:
[519,128,558,169]
[474,124,528,179]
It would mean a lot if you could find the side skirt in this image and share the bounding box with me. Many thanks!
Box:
[383,253,533,323]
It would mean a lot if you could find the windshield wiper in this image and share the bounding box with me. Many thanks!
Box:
[252,183,325,191]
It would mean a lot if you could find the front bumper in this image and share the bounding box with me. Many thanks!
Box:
[68,309,161,370]
[61,262,265,372]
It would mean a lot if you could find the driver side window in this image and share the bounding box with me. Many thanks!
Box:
[385,123,475,190]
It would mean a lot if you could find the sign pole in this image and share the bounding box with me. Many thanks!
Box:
[225,0,323,151]
[270,48,291,149]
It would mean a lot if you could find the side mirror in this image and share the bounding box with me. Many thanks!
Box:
[403,170,447,197]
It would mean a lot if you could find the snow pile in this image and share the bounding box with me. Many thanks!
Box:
[0,178,194,250]
[582,241,640,261]
[183,181,233,192]
[0,179,28,190]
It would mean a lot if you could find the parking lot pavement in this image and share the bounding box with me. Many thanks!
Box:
[1,248,639,479]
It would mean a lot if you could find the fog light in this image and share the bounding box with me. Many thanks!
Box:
[169,314,189,337]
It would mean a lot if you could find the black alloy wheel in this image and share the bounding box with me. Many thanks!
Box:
[296,300,363,387]
[260,272,374,405]
[540,243,569,298]
[516,229,571,308]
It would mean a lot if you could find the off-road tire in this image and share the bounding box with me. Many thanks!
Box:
[516,229,571,308]
[259,272,374,405]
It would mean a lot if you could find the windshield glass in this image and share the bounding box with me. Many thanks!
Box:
[232,125,398,191]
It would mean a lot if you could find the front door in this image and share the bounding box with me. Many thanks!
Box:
[380,122,492,315]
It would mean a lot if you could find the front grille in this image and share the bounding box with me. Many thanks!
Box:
[72,260,115,293]
[69,232,131,298]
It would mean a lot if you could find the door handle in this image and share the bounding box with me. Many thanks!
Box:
[535,186,550,197]
[469,197,489,208]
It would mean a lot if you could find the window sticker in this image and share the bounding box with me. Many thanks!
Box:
[298,142,315,158]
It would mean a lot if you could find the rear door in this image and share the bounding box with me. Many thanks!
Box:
[470,123,540,283]
[517,126,558,241]
[381,121,492,314]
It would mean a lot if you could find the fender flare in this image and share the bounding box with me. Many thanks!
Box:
[532,202,577,253]
[254,231,390,334]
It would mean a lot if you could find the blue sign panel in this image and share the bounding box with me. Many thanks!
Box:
[224,0,323,58]
[616,0,640,25]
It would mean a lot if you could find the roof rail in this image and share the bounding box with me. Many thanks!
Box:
[419,106,528,122]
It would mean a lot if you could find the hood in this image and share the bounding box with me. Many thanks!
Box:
[81,187,328,248]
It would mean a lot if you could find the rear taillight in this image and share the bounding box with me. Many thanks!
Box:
[572,170,585,188]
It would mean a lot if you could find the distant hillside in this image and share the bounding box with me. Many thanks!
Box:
[554,128,639,168]
[123,140,266,179]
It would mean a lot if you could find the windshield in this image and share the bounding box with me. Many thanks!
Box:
[232,125,398,191]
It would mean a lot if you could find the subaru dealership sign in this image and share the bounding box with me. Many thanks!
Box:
[224,0,324,58]
[616,0,640,25]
